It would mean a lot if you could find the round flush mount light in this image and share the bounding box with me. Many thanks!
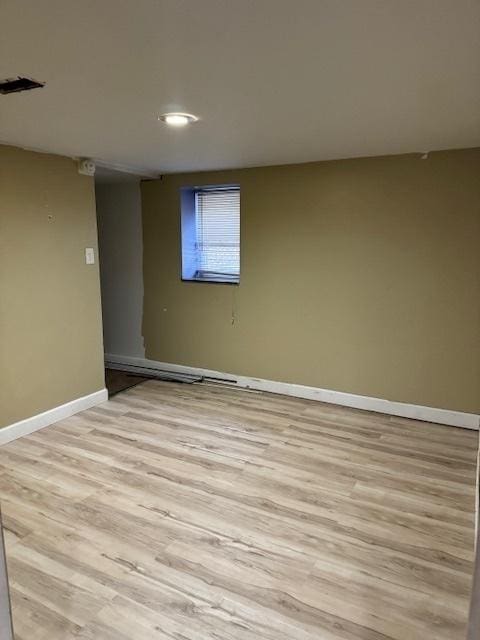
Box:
[159,112,198,127]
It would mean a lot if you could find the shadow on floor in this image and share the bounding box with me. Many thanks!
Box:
[105,368,151,397]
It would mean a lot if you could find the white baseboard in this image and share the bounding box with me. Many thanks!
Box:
[105,354,480,431]
[0,389,108,446]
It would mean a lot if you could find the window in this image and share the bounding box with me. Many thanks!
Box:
[181,185,240,283]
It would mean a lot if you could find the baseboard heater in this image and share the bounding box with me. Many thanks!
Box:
[105,360,202,384]
[104,359,245,388]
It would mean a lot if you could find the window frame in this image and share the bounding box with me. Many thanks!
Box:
[180,183,240,285]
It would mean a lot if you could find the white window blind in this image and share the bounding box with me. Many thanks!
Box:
[195,187,240,282]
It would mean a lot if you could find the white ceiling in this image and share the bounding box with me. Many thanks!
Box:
[1,0,480,175]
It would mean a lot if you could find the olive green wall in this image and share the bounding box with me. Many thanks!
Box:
[0,145,105,428]
[142,149,480,414]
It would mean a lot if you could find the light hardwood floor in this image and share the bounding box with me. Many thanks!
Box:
[0,380,477,640]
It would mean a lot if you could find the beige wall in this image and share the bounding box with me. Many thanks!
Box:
[142,149,480,415]
[0,145,105,428]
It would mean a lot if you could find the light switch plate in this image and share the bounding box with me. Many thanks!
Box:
[85,248,95,265]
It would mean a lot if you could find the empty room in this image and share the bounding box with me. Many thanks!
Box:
[1,1,480,639]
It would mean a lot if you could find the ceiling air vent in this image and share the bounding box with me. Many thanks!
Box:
[0,76,45,95]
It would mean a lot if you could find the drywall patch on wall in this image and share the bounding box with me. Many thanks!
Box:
[141,149,480,415]
[0,145,105,428]
[96,181,145,358]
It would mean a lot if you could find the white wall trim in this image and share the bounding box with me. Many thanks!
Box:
[0,389,108,446]
[94,159,157,179]
[105,353,480,431]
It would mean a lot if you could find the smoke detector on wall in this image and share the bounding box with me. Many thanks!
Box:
[77,158,96,177]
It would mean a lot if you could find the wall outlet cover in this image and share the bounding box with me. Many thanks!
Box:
[85,248,95,264]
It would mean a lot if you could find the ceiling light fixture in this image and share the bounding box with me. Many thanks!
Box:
[159,112,198,127]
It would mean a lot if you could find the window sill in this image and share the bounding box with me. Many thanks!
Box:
[181,277,240,285]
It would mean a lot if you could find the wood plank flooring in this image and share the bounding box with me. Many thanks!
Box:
[0,380,477,640]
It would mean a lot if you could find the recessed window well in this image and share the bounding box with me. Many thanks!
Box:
[180,185,240,284]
